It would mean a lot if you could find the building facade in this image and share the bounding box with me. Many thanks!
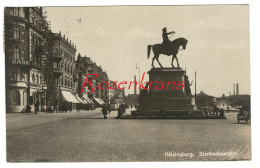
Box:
[5,7,50,112]
[5,7,109,112]
[50,32,78,110]
[76,54,109,107]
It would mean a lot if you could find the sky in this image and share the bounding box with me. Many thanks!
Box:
[44,5,250,97]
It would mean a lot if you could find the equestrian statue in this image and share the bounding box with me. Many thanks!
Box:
[147,27,188,68]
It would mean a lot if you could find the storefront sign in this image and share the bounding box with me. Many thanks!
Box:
[12,59,29,65]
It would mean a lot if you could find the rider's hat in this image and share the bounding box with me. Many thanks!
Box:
[162,27,167,31]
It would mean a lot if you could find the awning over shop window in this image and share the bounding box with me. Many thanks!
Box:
[61,91,80,103]
[93,97,105,105]
[75,95,86,104]
[83,96,94,104]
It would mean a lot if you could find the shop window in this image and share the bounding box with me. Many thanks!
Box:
[13,91,20,105]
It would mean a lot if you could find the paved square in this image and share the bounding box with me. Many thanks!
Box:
[6,110,251,162]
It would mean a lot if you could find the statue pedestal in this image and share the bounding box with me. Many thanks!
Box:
[134,68,203,117]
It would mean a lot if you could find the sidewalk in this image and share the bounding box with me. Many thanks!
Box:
[6,109,100,132]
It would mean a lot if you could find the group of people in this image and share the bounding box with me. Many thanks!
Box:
[101,104,126,119]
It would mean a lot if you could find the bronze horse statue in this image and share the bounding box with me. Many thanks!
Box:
[147,37,188,68]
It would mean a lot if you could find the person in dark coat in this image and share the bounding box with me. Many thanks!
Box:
[76,104,80,113]
[219,108,225,117]
[108,104,111,114]
[102,104,108,119]
[69,103,72,113]
[116,105,124,119]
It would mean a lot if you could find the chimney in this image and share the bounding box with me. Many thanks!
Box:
[134,75,137,95]
[233,84,235,95]
[236,83,239,95]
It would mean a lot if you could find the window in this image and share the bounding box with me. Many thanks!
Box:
[54,48,58,53]
[31,16,35,24]
[13,91,20,105]
[32,74,35,83]
[23,91,27,105]
[65,78,67,87]
[13,8,20,16]
[12,71,17,81]
[54,62,58,68]
[32,34,35,46]
[13,27,20,39]
[20,72,25,81]
[40,76,42,84]
[61,77,63,86]
[13,46,20,59]
[36,75,39,84]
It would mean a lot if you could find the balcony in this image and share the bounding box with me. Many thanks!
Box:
[35,45,46,56]
[53,67,62,77]
[52,53,62,62]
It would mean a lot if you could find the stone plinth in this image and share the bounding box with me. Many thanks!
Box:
[135,67,203,117]
[148,68,185,97]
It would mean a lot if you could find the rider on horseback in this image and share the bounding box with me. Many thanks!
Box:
[162,27,175,50]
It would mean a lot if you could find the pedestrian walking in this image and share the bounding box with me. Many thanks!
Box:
[219,108,225,117]
[76,104,80,113]
[69,103,72,113]
[108,104,111,114]
[102,104,108,119]
[116,105,123,119]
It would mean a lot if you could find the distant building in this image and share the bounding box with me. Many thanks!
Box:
[216,94,250,108]
[196,91,215,108]
[76,55,109,107]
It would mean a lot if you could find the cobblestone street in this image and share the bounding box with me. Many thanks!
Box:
[6,110,251,162]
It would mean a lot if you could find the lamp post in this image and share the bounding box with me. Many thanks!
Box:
[195,71,197,104]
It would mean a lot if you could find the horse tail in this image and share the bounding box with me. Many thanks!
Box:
[147,45,152,59]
